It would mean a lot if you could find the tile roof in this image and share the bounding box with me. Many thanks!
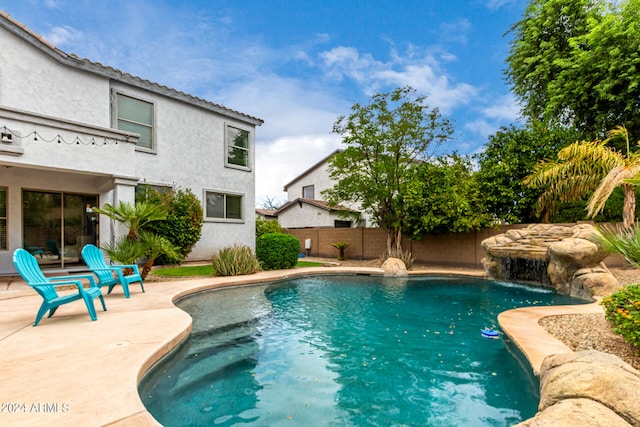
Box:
[274,197,360,215]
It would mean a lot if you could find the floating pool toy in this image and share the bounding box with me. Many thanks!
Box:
[481,329,500,339]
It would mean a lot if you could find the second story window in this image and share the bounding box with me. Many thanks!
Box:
[302,185,314,199]
[226,125,250,169]
[116,93,154,151]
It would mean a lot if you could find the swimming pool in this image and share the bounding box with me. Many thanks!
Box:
[139,274,586,426]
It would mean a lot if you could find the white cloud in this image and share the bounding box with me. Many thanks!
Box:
[465,119,497,138]
[255,134,342,205]
[43,0,60,8]
[374,65,478,114]
[318,46,478,114]
[484,0,516,10]
[481,94,521,122]
[440,18,473,43]
[44,25,81,46]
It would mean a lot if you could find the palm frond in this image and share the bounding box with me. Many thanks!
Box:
[525,136,630,219]
[587,164,640,217]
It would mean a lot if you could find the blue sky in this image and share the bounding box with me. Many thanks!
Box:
[0,0,527,206]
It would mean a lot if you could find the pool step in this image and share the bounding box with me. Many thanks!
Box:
[188,319,260,355]
[169,326,260,396]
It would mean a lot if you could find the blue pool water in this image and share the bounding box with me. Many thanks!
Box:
[139,275,586,426]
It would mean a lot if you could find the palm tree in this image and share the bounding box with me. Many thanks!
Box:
[93,201,167,240]
[138,231,180,278]
[525,126,640,228]
[94,201,172,278]
[331,241,350,261]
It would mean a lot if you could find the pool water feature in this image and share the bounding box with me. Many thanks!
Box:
[140,275,586,426]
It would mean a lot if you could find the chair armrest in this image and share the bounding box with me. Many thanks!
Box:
[30,280,88,292]
[48,274,98,288]
[108,264,141,275]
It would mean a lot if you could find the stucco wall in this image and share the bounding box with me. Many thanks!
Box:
[277,203,338,229]
[285,159,373,227]
[0,29,110,126]
[286,164,333,202]
[0,16,260,273]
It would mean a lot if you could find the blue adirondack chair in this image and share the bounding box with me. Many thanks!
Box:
[23,240,44,258]
[13,248,107,326]
[81,244,144,298]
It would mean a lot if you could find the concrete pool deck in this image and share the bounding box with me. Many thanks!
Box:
[0,265,603,426]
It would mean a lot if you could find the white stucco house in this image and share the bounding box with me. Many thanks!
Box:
[0,11,263,275]
[275,149,371,228]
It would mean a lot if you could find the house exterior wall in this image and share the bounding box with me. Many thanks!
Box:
[284,155,373,227]
[277,203,340,229]
[108,83,257,260]
[0,14,261,273]
[0,28,110,126]
[286,164,333,202]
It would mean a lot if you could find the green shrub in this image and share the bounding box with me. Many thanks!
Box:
[256,233,300,270]
[602,284,640,350]
[212,245,262,276]
[140,187,203,264]
[256,216,284,238]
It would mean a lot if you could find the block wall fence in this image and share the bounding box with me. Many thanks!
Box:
[285,223,627,269]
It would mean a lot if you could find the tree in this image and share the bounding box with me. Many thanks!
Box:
[256,216,284,239]
[402,154,494,236]
[475,123,582,224]
[94,201,179,278]
[258,195,286,210]
[322,86,453,256]
[507,0,640,139]
[140,188,203,264]
[94,201,167,240]
[525,126,640,228]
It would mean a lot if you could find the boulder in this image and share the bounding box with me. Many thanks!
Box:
[547,238,608,268]
[513,398,631,427]
[481,224,619,297]
[381,257,408,277]
[535,350,640,426]
[571,267,620,298]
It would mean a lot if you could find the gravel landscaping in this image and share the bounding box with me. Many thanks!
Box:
[539,265,640,371]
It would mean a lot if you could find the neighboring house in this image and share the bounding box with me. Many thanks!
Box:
[255,208,277,220]
[0,12,262,274]
[277,149,371,228]
[275,198,361,229]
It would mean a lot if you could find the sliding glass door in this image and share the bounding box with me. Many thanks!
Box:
[22,190,98,269]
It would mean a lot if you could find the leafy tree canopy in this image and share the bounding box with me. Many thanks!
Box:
[402,154,494,237]
[139,187,203,264]
[507,0,640,140]
[475,122,582,223]
[322,86,453,254]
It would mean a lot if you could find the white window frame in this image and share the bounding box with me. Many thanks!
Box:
[203,189,244,223]
[224,123,251,171]
[114,91,156,153]
[0,187,6,250]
